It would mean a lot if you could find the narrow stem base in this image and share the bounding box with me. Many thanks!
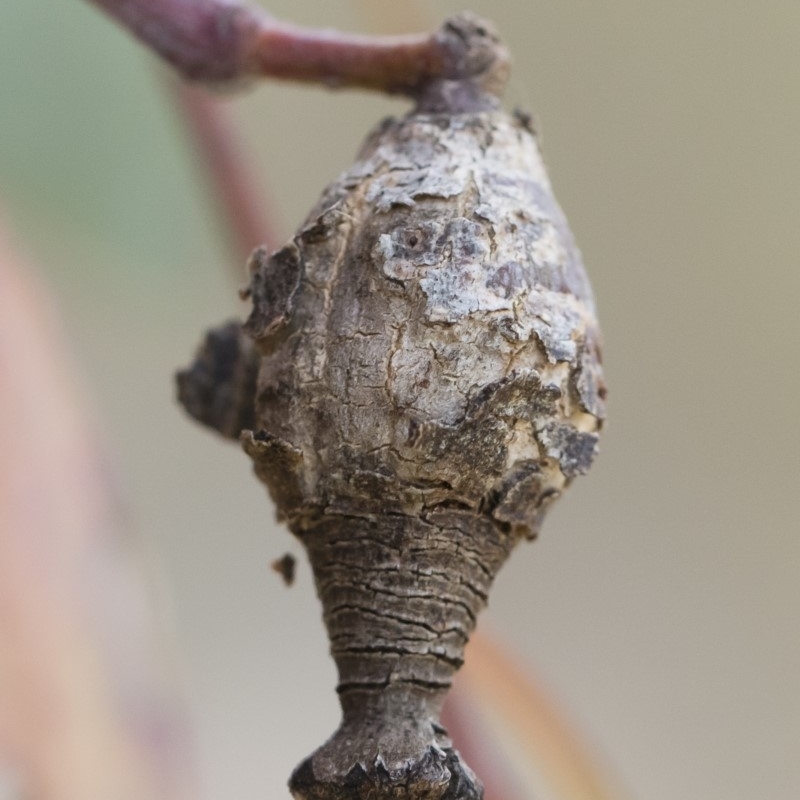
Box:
[289,509,515,799]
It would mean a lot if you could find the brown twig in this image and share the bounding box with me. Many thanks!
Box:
[169,81,279,263]
[87,0,509,98]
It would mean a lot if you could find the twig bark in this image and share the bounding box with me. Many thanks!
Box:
[87,0,509,100]
[179,93,605,799]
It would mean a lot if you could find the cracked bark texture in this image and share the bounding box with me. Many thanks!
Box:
[179,48,605,800]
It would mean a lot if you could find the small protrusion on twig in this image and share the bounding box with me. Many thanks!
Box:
[175,319,259,440]
[86,0,510,102]
[423,12,510,106]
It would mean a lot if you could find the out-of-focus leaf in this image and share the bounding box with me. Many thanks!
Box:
[0,219,198,800]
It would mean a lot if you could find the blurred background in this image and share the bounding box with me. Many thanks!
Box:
[1,1,798,799]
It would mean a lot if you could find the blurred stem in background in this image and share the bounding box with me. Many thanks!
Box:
[0,219,198,800]
[168,82,280,267]
[451,632,626,800]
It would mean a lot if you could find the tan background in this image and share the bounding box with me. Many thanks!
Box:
[1,2,798,799]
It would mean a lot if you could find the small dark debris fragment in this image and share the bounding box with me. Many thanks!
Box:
[271,553,296,586]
